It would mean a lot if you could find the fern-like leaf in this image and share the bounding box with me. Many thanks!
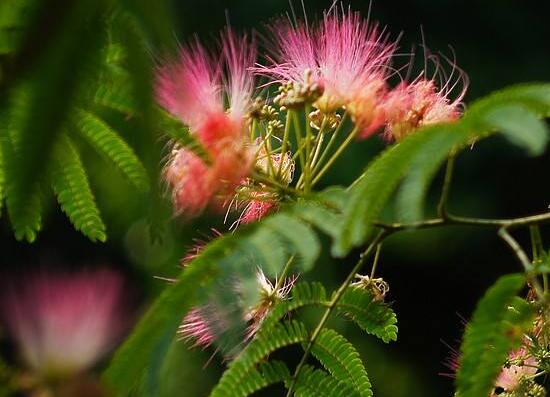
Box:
[209,361,290,397]
[91,64,135,114]
[1,108,42,242]
[456,274,534,397]
[293,365,361,397]
[51,134,106,242]
[104,211,320,394]
[260,282,329,331]
[71,109,149,192]
[210,320,309,397]
[336,287,398,343]
[311,329,372,397]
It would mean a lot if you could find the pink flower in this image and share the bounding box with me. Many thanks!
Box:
[1,269,127,378]
[178,264,296,349]
[383,57,468,141]
[232,144,294,227]
[164,148,215,217]
[257,8,396,134]
[238,196,276,225]
[493,348,538,395]
[158,30,256,217]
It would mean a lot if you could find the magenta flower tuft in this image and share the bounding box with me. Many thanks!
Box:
[257,8,396,134]
[382,56,468,141]
[1,269,127,379]
[158,30,256,217]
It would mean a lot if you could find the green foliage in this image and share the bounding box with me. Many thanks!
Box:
[484,104,549,156]
[456,274,534,397]
[71,109,149,192]
[336,287,398,343]
[104,212,322,395]
[51,134,106,242]
[210,321,309,397]
[0,0,198,242]
[311,329,373,397]
[293,365,361,397]
[338,84,550,252]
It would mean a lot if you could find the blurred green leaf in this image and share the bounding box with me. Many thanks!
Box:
[456,274,533,397]
[72,109,150,192]
[485,104,549,156]
[51,134,106,242]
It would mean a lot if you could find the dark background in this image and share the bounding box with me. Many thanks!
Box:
[2,1,550,396]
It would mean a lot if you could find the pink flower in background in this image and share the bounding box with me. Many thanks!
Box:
[1,269,127,379]
[158,30,256,217]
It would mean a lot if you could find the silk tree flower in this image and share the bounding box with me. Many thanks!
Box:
[257,8,396,136]
[233,144,295,226]
[383,58,468,141]
[1,269,127,379]
[157,30,256,216]
[491,348,539,396]
[178,255,297,349]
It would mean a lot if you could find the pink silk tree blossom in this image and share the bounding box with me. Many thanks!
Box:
[157,30,256,217]
[1,269,127,379]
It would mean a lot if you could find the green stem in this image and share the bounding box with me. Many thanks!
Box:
[285,230,387,397]
[311,113,348,175]
[498,227,544,300]
[311,126,358,187]
[370,243,383,279]
[438,154,456,218]
[292,111,306,181]
[276,110,294,180]
[274,255,295,292]
[376,211,550,232]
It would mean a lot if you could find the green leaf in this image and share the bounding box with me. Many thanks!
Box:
[262,213,320,272]
[260,282,329,331]
[294,365,361,397]
[341,84,550,243]
[0,0,35,55]
[336,287,398,343]
[51,134,106,243]
[210,321,309,397]
[3,0,103,229]
[484,104,549,156]
[158,110,210,164]
[104,210,320,395]
[456,274,533,397]
[311,329,372,397]
[394,125,469,223]
[103,246,219,394]
[1,110,42,242]
[71,109,150,192]
[209,361,290,397]
[90,64,135,114]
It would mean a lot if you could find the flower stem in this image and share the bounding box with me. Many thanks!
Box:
[311,113,348,175]
[277,110,294,180]
[498,227,544,300]
[284,230,387,396]
[311,126,358,186]
[438,154,456,218]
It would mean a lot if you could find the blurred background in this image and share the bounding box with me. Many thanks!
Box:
[1,1,550,396]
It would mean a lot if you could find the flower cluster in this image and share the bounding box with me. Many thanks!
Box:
[157,3,467,355]
[158,6,467,223]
